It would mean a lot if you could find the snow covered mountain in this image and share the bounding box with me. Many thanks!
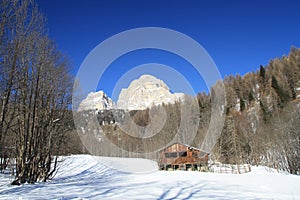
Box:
[78,74,185,111]
[78,90,115,111]
[117,74,185,110]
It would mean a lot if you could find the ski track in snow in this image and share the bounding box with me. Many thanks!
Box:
[0,155,299,200]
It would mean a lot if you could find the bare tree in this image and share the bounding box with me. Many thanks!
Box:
[267,103,300,174]
[0,0,73,184]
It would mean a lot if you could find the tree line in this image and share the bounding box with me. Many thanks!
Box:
[199,47,300,174]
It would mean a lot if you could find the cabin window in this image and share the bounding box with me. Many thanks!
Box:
[178,151,187,157]
[165,152,177,158]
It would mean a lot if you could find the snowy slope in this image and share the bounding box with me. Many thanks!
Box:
[0,155,299,200]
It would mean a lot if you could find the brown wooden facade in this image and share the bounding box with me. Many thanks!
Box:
[158,143,209,171]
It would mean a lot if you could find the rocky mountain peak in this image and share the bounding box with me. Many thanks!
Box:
[78,90,114,111]
[117,74,184,110]
[78,74,185,111]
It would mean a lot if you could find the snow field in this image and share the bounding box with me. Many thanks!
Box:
[0,155,299,200]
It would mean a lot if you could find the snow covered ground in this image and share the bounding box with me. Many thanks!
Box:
[0,155,299,200]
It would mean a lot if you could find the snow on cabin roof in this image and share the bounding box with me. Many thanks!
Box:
[186,144,206,152]
[160,142,209,154]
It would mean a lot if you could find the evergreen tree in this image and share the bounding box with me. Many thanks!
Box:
[260,65,266,80]
[271,75,290,105]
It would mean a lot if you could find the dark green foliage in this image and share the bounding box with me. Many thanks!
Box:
[248,92,254,102]
[271,75,290,105]
[217,114,251,164]
[271,75,280,92]
[259,100,271,123]
[260,65,266,80]
[240,98,246,112]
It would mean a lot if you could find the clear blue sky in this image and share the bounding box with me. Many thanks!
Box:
[38,0,300,100]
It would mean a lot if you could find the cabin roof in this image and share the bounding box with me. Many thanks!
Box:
[159,142,209,154]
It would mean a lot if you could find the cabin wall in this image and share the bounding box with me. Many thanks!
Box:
[158,143,209,171]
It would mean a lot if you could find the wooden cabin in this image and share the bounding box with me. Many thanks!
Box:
[158,142,209,171]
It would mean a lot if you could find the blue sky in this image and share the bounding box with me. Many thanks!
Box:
[38,0,300,100]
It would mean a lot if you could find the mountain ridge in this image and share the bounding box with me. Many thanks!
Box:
[78,74,186,111]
